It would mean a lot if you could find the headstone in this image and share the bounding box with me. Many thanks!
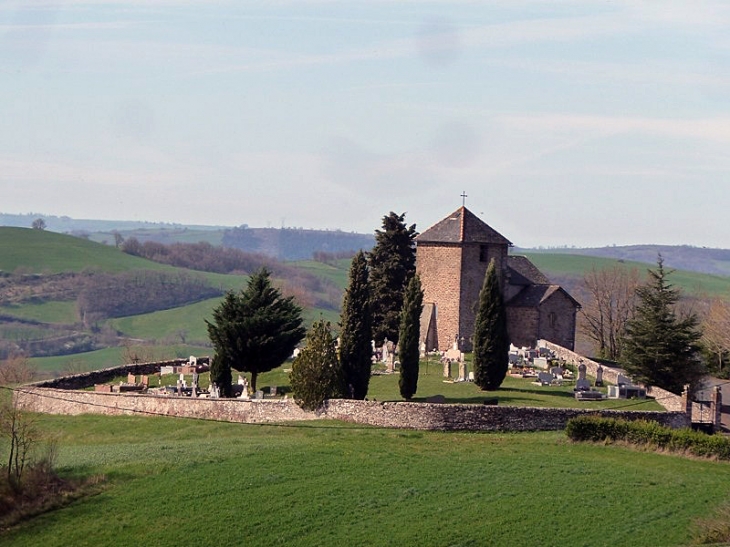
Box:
[617,374,631,386]
[192,371,199,388]
[270,385,277,397]
[141,375,149,387]
[239,384,250,399]
[238,375,245,385]
[468,371,474,382]
[127,373,136,384]
[550,366,563,377]
[575,379,590,391]
[533,357,548,370]
[458,360,467,382]
[255,390,264,400]
[538,372,553,385]
[595,365,604,387]
[443,359,452,378]
[176,379,182,395]
[578,363,587,381]
[188,355,197,367]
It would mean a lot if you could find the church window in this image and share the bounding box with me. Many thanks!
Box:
[548,312,557,328]
[479,245,489,262]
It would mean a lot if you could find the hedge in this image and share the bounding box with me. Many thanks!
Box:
[565,415,730,460]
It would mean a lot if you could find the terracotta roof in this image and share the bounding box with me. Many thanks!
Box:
[416,207,512,245]
[507,256,551,285]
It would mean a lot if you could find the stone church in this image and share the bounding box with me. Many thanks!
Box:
[416,206,580,353]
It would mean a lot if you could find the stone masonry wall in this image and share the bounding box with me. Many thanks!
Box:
[29,357,210,391]
[507,308,539,348]
[14,387,689,431]
[416,243,462,351]
[538,340,709,420]
[537,293,578,351]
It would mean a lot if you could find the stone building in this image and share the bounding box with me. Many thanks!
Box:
[416,207,580,352]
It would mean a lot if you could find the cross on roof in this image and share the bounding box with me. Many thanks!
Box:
[460,191,468,206]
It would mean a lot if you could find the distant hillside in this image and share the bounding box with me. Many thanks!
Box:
[0,212,223,234]
[222,226,374,261]
[521,245,730,277]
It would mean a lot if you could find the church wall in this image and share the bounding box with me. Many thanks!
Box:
[416,243,462,351]
[537,293,578,351]
[506,307,539,348]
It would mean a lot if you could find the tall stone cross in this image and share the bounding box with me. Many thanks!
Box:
[461,191,468,206]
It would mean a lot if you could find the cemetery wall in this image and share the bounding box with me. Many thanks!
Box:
[538,340,709,419]
[28,357,210,391]
[14,387,689,431]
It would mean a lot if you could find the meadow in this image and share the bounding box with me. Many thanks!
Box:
[1,410,729,547]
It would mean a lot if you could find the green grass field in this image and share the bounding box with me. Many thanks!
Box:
[1,412,728,547]
[524,252,730,298]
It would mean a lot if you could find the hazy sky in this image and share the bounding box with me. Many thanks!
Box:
[2,1,729,248]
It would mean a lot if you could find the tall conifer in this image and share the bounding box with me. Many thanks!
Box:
[398,275,423,400]
[621,256,704,394]
[473,259,510,391]
[339,251,373,399]
[368,212,417,345]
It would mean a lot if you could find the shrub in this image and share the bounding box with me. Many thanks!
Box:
[566,415,730,460]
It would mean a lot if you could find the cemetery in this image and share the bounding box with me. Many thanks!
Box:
[14,336,721,433]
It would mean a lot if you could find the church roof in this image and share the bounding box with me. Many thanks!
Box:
[416,207,512,245]
[506,284,581,309]
[507,256,551,285]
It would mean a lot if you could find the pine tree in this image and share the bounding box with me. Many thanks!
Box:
[290,320,345,411]
[398,275,423,400]
[206,268,306,394]
[368,212,417,345]
[621,256,705,394]
[473,259,510,391]
[339,251,372,399]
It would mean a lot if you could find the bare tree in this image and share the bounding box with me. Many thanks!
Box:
[31,218,46,230]
[0,355,37,386]
[701,298,730,376]
[579,265,640,360]
[0,396,39,484]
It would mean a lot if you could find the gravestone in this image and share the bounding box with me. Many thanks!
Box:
[575,379,591,392]
[595,365,604,387]
[255,390,264,400]
[141,375,149,387]
[127,373,136,384]
[270,385,277,397]
[578,363,587,381]
[458,360,467,382]
[443,359,452,378]
[617,374,631,386]
[538,372,553,385]
[533,357,548,369]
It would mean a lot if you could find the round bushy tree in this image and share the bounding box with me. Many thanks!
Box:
[398,275,423,400]
[473,259,510,391]
[290,320,345,411]
[339,251,373,399]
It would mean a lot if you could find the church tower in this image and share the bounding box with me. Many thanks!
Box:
[415,206,511,352]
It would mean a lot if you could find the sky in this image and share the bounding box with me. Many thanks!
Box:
[1,1,729,249]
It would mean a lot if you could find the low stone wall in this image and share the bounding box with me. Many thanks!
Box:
[14,387,690,431]
[30,357,211,391]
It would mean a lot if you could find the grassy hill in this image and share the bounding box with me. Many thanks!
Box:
[2,412,728,546]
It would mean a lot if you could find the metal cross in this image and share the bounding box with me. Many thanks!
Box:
[461,191,468,206]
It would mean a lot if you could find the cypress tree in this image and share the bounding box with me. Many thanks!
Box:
[290,320,345,411]
[368,212,418,345]
[206,268,306,394]
[339,251,373,399]
[473,259,510,391]
[621,256,705,394]
[209,354,232,397]
[398,275,423,400]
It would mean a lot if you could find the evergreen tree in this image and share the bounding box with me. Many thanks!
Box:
[621,256,705,394]
[368,212,418,345]
[206,268,306,394]
[290,320,345,411]
[209,354,232,397]
[473,259,510,391]
[398,275,423,400]
[339,251,372,399]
